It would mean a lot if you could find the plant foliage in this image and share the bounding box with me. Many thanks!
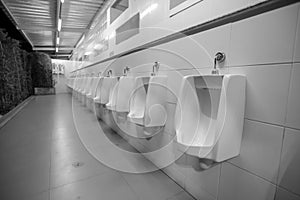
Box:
[0,29,53,115]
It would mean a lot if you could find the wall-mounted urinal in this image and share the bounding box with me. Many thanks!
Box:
[93,77,104,104]
[115,76,136,113]
[72,77,79,97]
[127,62,168,138]
[127,76,150,125]
[93,70,118,119]
[86,76,101,110]
[81,76,93,105]
[74,77,84,100]
[78,76,89,101]
[174,74,246,162]
[97,77,118,105]
[106,77,120,111]
[66,78,73,93]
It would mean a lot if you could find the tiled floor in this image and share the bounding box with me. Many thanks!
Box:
[0,94,194,200]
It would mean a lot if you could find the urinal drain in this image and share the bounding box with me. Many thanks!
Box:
[72,161,84,168]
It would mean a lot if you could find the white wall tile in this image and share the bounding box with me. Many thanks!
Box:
[293,4,300,62]
[158,24,231,70]
[218,163,276,200]
[184,165,220,200]
[229,4,298,66]
[278,128,300,196]
[285,64,300,129]
[211,0,250,19]
[275,187,300,200]
[229,120,284,183]
[229,64,291,125]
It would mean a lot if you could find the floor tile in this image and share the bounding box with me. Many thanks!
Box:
[50,172,139,200]
[218,163,276,200]
[121,170,183,200]
[167,191,195,200]
[278,128,300,196]
[275,187,300,200]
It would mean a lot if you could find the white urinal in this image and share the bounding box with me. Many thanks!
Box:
[78,77,89,101]
[93,77,104,104]
[86,77,100,99]
[93,77,117,104]
[175,74,246,162]
[106,77,120,110]
[127,76,150,125]
[115,76,136,113]
[127,76,168,128]
[86,77,100,109]
[75,77,84,99]
[81,77,93,104]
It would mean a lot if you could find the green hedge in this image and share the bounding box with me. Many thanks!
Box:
[30,52,53,88]
[0,29,53,115]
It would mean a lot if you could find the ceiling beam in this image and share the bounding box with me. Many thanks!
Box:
[18,26,88,33]
[0,0,33,48]
[50,54,71,57]
[33,46,74,51]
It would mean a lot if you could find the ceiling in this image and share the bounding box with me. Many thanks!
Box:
[0,0,107,59]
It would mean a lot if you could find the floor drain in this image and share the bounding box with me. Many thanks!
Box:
[72,161,84,168]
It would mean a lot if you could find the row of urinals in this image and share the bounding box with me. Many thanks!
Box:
[66,62,246,162]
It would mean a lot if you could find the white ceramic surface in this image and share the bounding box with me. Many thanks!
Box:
[175,74,246,162]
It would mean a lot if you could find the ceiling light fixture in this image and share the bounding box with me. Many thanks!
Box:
[58,18,62,31]
[140,3,158,19]
[61,0,64,3]
[56,37,60,45]
[56,47,59,52]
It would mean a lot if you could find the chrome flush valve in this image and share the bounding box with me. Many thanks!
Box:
[151,61,160,76]
[123,66,130,76]
[212,52,226,75]
[107,69,113,77]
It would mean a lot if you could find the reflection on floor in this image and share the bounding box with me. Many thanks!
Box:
[0,94,195,200]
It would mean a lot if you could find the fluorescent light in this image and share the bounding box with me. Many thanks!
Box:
[55,47,58,52]
[56,37,60,45]
[140,3,158,19]
[94,43,104,50]
[108,31,116,40]
[76,35,85,48]
[58,18,62,31]
[84,51,93,56]
[61,0,64,3]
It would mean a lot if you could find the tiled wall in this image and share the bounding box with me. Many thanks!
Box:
[72,0,272,65]
[82,2,300,200]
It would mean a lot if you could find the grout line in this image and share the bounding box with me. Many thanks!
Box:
[245,118,300,131]
[227,61,292,68]
[291,4,300,64]
[226,162,278,186]
[216,163,223,200]
[49,172,111,190]
[283,64,294,127]
[275,185,300,198]
[275,127,286,195]
[244,118,284,127]
[159,170,197,200]
[48,98,54,200]
[118,174,141,200]
[109,62,294,77]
